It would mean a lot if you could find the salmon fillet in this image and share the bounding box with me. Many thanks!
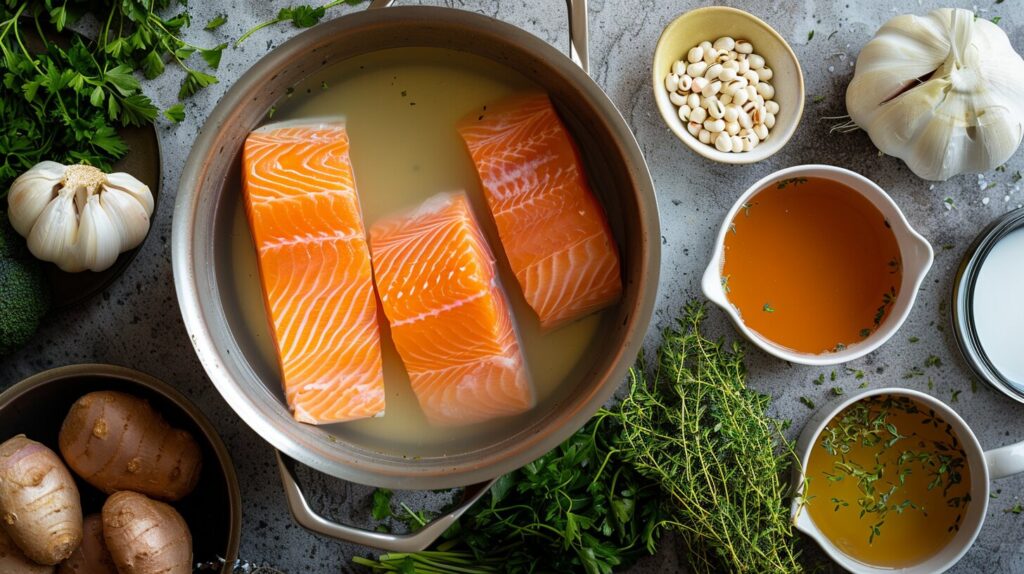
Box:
[457,93,623,330]
[369,192,534,426]
[243,120,386,424]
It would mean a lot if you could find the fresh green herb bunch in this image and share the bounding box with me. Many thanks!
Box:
[0,0,223,190]
[354,414,665,574]
[612,301,803,573]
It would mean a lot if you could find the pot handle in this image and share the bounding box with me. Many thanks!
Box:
[367,0,590,73]
[985,441,1024,480]
[276,451,495,551]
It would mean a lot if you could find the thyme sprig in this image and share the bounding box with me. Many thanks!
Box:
[612,301,804,573]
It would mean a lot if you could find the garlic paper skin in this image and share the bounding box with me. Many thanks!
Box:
[846,8,1024,181]
[7,162,154,272]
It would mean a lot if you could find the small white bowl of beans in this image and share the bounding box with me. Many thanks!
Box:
[653,6,804,164]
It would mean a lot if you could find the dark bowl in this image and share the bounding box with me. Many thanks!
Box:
[0,364,241,572]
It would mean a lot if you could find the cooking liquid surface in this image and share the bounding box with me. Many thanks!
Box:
[722,177,902,354]
[805,395,972,569]
[228,48,605,456]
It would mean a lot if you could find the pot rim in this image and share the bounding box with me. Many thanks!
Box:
[172,5,660,489]
[701,164,933,366]
[0,363,243,573]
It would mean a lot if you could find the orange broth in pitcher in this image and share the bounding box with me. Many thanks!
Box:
[721,176,902,354]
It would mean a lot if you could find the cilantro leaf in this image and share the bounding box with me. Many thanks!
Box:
[200,43,226,69]
[163,103,185,123]
[204,14,228,31]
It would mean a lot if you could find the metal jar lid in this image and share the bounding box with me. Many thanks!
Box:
[952,208,1024,403]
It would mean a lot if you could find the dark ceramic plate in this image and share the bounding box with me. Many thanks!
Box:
[22,26,162,309]
[0,365,240,573]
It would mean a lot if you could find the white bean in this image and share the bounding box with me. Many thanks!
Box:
[687,93,701,109]
[735,41,753,54]
[678,104,691,121]
[713,36,736,52]
[670,92,687,106]
[698,129,712,144]
[741,133,756,151]
[730,77,749,91]
[705,63,724,80]
[765,100,780,115]
[756,82,775,99]
[738,58,750,74]
[707,98,726,119]
[714,132,733,152]
[720,68,738,82]
[732,88,749,106]
[720,92,733,105]
[691,76,709,94]
[739,127,751,137]
[759,67,773,81]
[738,109,753,129]
[731,135,743,152]
[673,60,687,76]
[743,70,760,85]
[725,121,740,135]
[679,74,693,92]
[687,61,708,77]
[703,118,725,133]
[689,106,707,124]
[701,80,721,98]
[699,40,713,52]
[687,121,701,136]
[746,85,758,100]
[665,73,679,92]
[703,47,718,63]
[764,112,776,129]
[687,47,704,63]
[723,104,740,123]
[754,123,769,140]
[749,54,765,70]
[746,133,759,149]
[751,106,764,125]
[723,60,740,71]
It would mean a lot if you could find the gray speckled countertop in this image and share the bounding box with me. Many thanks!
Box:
[2,0,1023,572]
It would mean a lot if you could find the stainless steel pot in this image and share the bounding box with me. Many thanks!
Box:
[172,0,659,550]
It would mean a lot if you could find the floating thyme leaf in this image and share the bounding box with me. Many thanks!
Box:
[763,303,775,313]
[721,275,731,293]
[834,343,847,352]
[859,328,871,338]
[777,177,808,189]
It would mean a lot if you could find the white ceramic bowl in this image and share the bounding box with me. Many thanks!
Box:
[701,165,933,365]
[652,6,804,164]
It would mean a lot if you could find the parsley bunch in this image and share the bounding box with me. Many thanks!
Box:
[0,0,224,189]
[355,414,665,574]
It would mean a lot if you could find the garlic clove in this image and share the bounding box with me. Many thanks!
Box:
[99,186,152,249]
[8,161,65,237]
[104,172,154,217]
[27,188,84,272]
[77,195,122,273]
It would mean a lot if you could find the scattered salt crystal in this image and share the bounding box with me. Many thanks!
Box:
[983,197,991,205]
[929,184,936,190]
[828,65,835,72]
[1005,195,1011,202]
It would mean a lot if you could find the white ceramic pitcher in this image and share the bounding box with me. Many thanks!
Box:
[791,387,1024,573]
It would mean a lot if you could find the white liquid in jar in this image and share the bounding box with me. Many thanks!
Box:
[973,226,1024,387]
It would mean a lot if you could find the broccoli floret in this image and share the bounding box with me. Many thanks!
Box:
[0,212,49,355]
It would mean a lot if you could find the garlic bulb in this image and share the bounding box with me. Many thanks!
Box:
[846,8,1024,181]
[7,162,154,272]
